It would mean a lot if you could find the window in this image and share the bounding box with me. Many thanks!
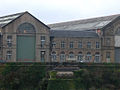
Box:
[17,23,35,34]
[52,41,56,48]
[87,42,91,49]
[106,38,111,46]
[41,36,45,41]
[41,36,45,48]
[70,42,74,48]
[51,52,56,61]
[116,27,120,35]
[6,51,12,60]
[106,52,110,62]
[41,51,45,62]
[86,52,92,62]
[61,41,65,48]
[69,52,74,58]
[78,52,83,61]
[94,52,100,63]
[7,35,12,47]
[60,52,65,62]
[96,42,100,49]
[78,42,82,48]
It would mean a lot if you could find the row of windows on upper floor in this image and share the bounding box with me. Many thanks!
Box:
[51,41,100,49]
[6,35,111,48]
[6,35,100,49]
[6,35,46,47]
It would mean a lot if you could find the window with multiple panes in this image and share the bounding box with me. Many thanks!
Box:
[41,36,45,48]
[51,52,56,61]
[60,52,65,62]
[52,41,56,48]
[69,52,74,58]
[78,52,83,61]
[70,42,74,48]
[106,52,110,59]
[61,41,65,48]
[87,42,91,49]
[41,51,45,62]
[96,42,100,49]
[95,52,100,63]
[86,52,92,62]
[6,51,12,60]
[78,42,82,48]
[7,35,12,47]
[106,52,111,62]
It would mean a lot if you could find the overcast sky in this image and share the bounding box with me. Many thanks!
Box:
[0,0,120,24]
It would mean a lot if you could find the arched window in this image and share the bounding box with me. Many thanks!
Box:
[69,52,74,58]
[78,52,83,61]
[51,52,56,61]
[86,52,92,62]
[60,51,65,62]
[116,27,120,35]
[94,52,100,63]
[17,22,36,34]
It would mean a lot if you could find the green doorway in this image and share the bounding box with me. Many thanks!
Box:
[17,35,36,61]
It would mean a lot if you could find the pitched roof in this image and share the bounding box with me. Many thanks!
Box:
[0,11,50,29]
[50,30,99,38]
[49,14,120,31]
[0,12,25,28]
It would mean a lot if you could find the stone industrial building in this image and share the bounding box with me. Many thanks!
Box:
[0,11,120,63]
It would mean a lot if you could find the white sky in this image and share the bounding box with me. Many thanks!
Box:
[0,0,120,24]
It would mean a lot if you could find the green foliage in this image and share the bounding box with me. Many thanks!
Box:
[47,80,76,90]
[1,63,120,90]
[0,63,47,90]
[49,71,57,79]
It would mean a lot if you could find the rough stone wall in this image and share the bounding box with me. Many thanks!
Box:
[50,37,101,62]
[2,12,50,62]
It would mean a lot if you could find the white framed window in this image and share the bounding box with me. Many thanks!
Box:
[60,52,65,62]
[106,52,111,62]
[51,52,57,61]
[41,36,45,48]
[52,41,56,48]
[94,52,100,63]
[61,41,65,48]
[6,51,12,60]
[41,51,45,62]
[69,52,74,58]
[87,42,91,49]
[78,42,82,48]
[70,42,74,48]
[96,42,100,49]
[7,35,12,47]
[78,52,83,61]
[86,52,92,62]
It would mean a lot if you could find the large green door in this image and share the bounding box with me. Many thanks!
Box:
[17,35,36,61]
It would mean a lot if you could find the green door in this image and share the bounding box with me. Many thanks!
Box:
[17,35,36,61]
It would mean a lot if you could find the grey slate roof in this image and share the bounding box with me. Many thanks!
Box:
[0,12,24,27]
[49,14,120,31]
[0,11,50,29]
[50,30,99,38]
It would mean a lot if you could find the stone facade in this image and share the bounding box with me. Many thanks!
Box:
[0,12,120,63]
[0,12,50,62]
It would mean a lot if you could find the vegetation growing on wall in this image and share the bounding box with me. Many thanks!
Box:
[0,63,120,90]
[0,63,47,90]
[47,63,120,90]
